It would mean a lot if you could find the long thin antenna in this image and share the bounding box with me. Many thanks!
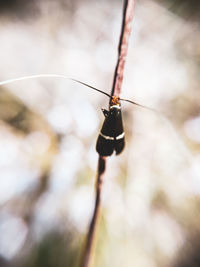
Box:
[0,74,111,98]
[0,74,158,112]
[120,97,158,113]
[70,78,111,98]
[0,74,69,86]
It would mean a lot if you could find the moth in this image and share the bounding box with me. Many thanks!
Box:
[71,79,149,157]
[96,96,124,156]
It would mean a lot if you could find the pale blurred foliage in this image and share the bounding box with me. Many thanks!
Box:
[0,0,199,267]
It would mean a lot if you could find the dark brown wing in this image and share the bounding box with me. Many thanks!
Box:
[96,106,125,156]
[114,138,125,155]
[113,108,125,155]
[96,135,114,156]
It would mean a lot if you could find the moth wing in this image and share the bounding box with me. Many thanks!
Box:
[96,135,114,156]
[113,109,125,155]
[96,112,115,156]
[114,137,125,155]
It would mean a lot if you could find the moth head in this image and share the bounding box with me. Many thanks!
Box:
[111,96,120,106]
[110,96,121,115]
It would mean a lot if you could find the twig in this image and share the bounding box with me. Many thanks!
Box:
[111,0,136,99]
[80,1,136,267]
[81,156,106,267]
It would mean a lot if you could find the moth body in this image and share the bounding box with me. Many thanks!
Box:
[96,97,125,156]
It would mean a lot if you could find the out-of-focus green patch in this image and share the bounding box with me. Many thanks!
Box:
[155,0,200,21]
[22,230,83,267]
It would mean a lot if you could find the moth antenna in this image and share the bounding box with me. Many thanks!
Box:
[0,75,156,113]
[0,74,70,86]
[0,74,111,99]
[120,98,158,113]
[70,78,111,98]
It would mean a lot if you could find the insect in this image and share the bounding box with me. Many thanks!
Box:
[70,79,151,157]
[96,96,124,156]
[0,74,153,157]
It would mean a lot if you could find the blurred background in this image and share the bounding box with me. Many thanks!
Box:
[0,0,200,266]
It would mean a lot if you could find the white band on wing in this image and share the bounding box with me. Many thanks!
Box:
[100,132,125,140]
[116,132,125,140]
[100,132,115,140]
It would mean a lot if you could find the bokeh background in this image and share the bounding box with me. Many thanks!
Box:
[0,0,200,266]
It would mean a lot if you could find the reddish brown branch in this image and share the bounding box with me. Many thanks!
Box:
[111,0,135,99]
[80,156,106,267]
[80,1,135,267]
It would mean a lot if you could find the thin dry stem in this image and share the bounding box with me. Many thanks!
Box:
[111,0,135,99]
[80,1,135,267]
[81,156,106,267]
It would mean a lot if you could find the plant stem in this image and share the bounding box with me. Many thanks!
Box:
[80,1,135,267]
[81,156,106,267]
[111,0,136,99]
